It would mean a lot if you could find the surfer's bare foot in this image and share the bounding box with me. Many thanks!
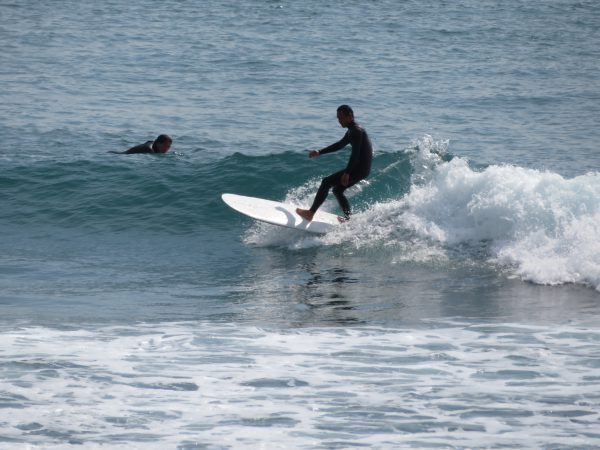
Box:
[296,208,314,222]
[337,215,349,223]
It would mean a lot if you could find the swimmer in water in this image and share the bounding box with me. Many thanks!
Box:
[110,134,172,154]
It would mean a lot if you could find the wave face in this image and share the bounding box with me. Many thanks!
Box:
[0,142,414,234]
[2,137,599,290]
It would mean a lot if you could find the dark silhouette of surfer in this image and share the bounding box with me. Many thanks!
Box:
[296,105,373,221]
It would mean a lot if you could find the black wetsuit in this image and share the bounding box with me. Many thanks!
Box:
[124,141,157,154]
[310,121,373,218]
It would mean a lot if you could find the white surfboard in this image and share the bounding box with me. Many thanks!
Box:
[222,193,340,234]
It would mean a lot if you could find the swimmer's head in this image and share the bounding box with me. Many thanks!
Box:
[154,134,172,153]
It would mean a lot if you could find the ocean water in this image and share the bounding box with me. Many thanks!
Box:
[1,1,599,448]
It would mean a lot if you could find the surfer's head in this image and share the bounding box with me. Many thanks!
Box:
[153,134,172,153]
[336,105,354,128]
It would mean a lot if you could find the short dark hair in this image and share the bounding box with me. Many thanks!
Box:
[337,105,354,117]
[155,134,172,144]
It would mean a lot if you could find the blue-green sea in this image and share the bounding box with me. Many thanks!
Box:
[1,1,599,448]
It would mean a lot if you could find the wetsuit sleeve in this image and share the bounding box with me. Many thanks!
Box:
[344,127,364,173]
[318,131,350,155]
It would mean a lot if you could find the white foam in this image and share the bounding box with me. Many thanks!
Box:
[398,158,600,289]
[1,322,599,448]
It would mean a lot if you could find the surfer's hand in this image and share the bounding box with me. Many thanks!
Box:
[308,150,320,158]
[341,172,350,186]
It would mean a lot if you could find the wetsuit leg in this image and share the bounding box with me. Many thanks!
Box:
[309,170,345,214]
[332,184,351,218]
[310,170,360,218]
[334,175,363,218]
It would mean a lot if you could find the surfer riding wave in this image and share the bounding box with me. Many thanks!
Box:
[296,105,373,222]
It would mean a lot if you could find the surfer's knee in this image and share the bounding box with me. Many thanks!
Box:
[332,184,346,197]
[322,173,339,187]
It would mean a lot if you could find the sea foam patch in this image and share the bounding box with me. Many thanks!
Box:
[0,322,599,448]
